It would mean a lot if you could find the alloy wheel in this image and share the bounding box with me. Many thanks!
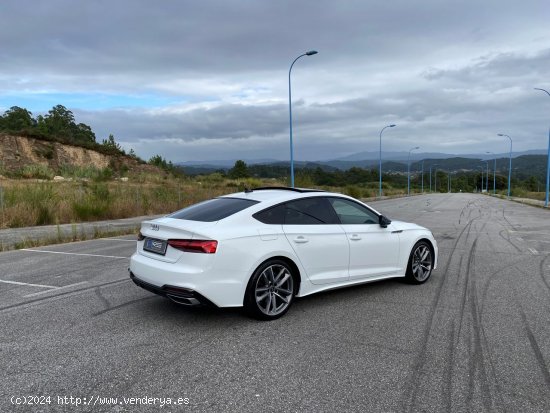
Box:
[411,244,432,282]
[254,264,294,316]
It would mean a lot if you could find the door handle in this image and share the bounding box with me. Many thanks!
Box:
[293,236,309,243]
[349,234,361,241]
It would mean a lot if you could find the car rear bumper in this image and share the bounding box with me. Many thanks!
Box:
[129,271,215,306]
[129,252,247,307]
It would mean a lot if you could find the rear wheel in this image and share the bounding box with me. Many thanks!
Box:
[244,259,295,320]
[405,241,433,284]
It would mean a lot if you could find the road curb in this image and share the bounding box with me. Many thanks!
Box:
[0,214,163,251]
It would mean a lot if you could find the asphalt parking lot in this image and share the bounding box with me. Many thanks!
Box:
[1,193,549,412]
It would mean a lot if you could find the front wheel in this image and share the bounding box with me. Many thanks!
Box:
[405,241,433,284]
[244,259,295,320]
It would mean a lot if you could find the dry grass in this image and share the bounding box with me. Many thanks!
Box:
[0,172,433,230]
[0,175,280,229]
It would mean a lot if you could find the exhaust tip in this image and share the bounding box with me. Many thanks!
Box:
[167,295,201,306]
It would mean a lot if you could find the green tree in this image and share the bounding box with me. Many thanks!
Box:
[148,154,168,169]
[525,176,538,191]
[102,134,122,152]
[73,123,96,143]
[229,160,250,179]
[1,106,36,131]
[43,104,75,139]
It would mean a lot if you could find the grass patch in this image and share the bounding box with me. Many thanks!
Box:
[0,177,236,229]
[15,164,55,180]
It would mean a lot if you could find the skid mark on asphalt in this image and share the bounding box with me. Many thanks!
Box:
[0,279,129,313]
[540,256,550,295]
[401,196,519,412]
[463,238,496,412]
[514,284,550,393]
[92,296,155,317]
[498,229,522,252]
[400,201,481,412]
[478,256,534,317]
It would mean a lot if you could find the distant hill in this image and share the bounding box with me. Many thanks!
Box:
[180,154,548,182]
[331,149,546,162]
[177,149,547,173]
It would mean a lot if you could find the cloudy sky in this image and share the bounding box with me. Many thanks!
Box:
[1,0,549,162]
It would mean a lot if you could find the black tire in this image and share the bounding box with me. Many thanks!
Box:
[244,259,296,320]
[404,241,434,284]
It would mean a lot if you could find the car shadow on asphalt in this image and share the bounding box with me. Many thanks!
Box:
[129,277,408,323]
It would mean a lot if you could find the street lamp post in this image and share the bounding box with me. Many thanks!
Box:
[288,50,318,188]
[379,124,396,197]
[534,88,550,208]
[483,160,489,193]
[479,166,484,192]
[421,160,424,193]
[497,133,513,198]
[429,164,438,193]
[408,146,420,195]
[486,152,496,194]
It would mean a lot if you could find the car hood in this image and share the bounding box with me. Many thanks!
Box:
[390,220,428,232]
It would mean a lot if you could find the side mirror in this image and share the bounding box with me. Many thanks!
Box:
[379,215,391,228]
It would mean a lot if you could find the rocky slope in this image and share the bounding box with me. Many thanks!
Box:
[0,134,159,176]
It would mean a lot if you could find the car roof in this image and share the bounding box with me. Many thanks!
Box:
[221,187,342,203]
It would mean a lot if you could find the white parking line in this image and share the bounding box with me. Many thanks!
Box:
[20,249,127,259]
[22,281,89,297]
[0,279,58,289]
[516,237,524,242]
[528,248,538,255]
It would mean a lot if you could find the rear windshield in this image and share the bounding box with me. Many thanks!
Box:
[168,197,259,222]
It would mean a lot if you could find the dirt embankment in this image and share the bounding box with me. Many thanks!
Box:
[0,134,159,175]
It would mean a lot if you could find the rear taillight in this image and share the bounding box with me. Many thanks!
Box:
[167,239,218,254]
[137,231,145,241]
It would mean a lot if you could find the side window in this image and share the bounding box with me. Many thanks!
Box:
[253,204,286,224]
[328,198,379,225]
[284,197,338,225]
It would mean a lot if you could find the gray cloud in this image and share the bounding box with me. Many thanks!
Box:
[1,1,550,161]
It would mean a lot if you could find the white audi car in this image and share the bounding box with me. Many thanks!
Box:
[129,187,437,320]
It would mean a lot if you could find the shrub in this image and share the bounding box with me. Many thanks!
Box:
[72,202,110,221]
[17,164,55,180]
[345,185,362,199]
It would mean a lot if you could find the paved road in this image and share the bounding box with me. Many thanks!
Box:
[0,194,549,412]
